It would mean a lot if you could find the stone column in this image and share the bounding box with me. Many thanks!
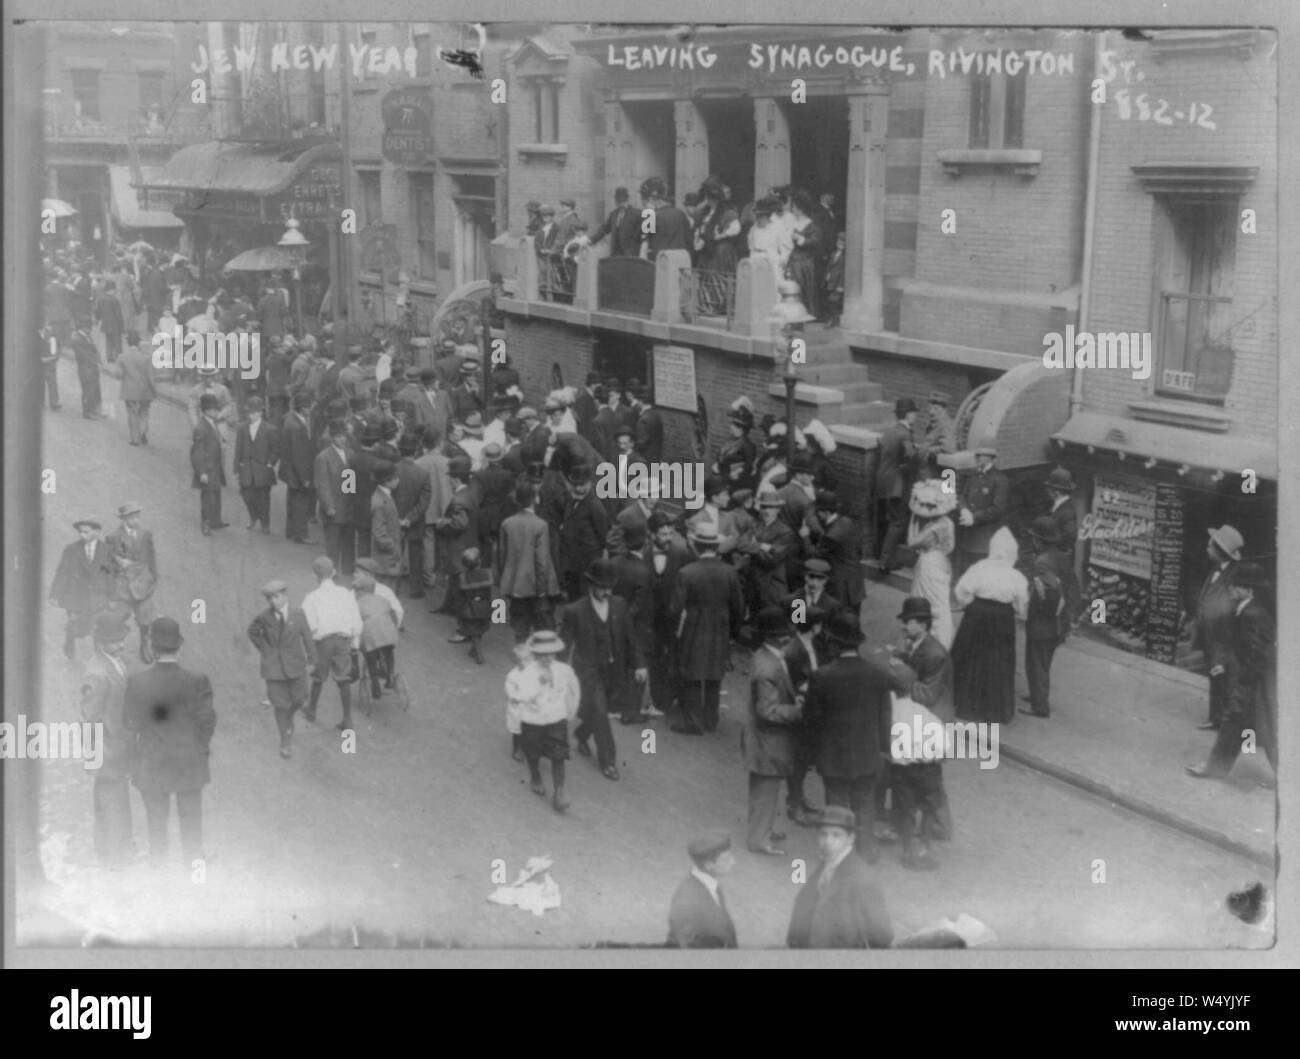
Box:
[673,99,710,200]
[752,97,791,198]
[604,99,637,201]
[841,85,889,334]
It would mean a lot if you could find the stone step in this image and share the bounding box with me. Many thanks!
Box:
[841,399,898,430]
[834,379,885,404]
[796,362,866,386]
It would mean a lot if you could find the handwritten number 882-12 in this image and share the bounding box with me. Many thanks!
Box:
[1113,89,1216,130]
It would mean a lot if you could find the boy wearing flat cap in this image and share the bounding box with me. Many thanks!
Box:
[247,580,316,758]
[667,832,738,948]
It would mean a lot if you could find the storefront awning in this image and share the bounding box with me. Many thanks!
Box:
[142,141,341,196]
[108,166,183,229]
[1052,412,1276,480]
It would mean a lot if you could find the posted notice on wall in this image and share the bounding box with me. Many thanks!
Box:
[652,345,697,413]
[1083,473,1156,580]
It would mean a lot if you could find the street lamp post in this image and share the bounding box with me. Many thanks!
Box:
[766,278,814,471]
[278,218,309,337]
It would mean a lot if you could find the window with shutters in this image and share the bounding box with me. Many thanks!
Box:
[969,70,1026,149]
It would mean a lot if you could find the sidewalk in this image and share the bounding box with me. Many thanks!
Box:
[90,351,1276,866]
[864,570,1275,867]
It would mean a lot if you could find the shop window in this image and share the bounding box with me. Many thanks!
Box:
[70,68,100,121]
[969,70,1025,149]
[1152,199,1237,402]
[531,81,561,143]
[358,171,382,228]
[137,71,165,122]
[410,172,436,280]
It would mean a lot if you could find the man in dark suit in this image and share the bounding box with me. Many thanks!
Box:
[39,325,62,411]
[263,337,292,424]
[786,806,893,949]
[279,392,317,544]
[611,523,657,724]
[106,501,159,664]
[117,332,156,445]
[647,512,692,721]
[247,580,316,758]
[875,398,919,573]
[141,258,170,332]
[810,491,864,611]
[785,557,845,625]
[1043,467,1081,626]
[71,324,104,419]
[640,177,692,256]
[369,463,403,589]
[556,464,609,602]
[672,525,745,735]
[631,387,665,463]
[784,597,830,827]
[50,518,113,660]
[886,596,955,869]
[534,205,559,299]
[498,483,561,644]
[956,446,1010,575]
[393,433,432,596]
[191,393,228,535]
[1187,563,1276,783]
[803,612,901,862]
[740,490,798,612]
[1020,517,1069,719]
[124,618,217,868]
[451,360,486,422]
[667,832,738,948]
[434,456,481,641]
[573,372,601,445]
[743,607,805,855]
[589,187,641,258]
[1192,525,1242,730]
[349,421,386,560]
[94,280,125,364]
[314,419,356,575]
[233,397,279,534]
[473,442,515,571]
[559,558,647,780]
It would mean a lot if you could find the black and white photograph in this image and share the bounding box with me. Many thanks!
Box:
[5,0,1295,977]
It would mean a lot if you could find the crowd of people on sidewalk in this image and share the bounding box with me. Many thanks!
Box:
[41,234,1276,948]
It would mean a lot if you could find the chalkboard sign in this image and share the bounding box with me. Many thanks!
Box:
[1145,483,1185,664]
[598,257,655,316]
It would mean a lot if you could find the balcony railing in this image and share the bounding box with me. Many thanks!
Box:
[679,268,736,327]
[538,257,576,304]
[1157,291,1234,400]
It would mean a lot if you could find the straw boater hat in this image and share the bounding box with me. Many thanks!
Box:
[525,630,566,654]
[909,478,958,517]
[73,517,102,531]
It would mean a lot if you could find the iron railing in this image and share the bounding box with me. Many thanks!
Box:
[680,268,736,325]
[539,258,576,304]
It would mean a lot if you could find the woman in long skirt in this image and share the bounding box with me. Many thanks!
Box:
[951,527,1028,724]
[906,480,958,649]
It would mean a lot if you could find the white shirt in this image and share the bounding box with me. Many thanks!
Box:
[1050,494,1069,513]
[795,631,818,671]
[690,867,723,905]
[248,418,261,442]
[302,579,363,646]
[591,596,610,622]
[370,580,404,628]
[483,418,508,452]
[375,352,391,386]
[763,642,792,684]
[819,842,854,888]
[505,659,581,728]
[459,436,484,470]
[85,541,96,562]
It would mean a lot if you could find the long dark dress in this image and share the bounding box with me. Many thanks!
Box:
[786,218,825,319]
[951,598,1017,724]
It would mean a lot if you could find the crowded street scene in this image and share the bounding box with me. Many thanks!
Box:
[16,18,1279,955]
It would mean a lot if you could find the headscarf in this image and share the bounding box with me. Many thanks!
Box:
[954,527,1029,618]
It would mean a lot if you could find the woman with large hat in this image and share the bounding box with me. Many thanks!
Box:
[906,479,958,648]
[951,526,1028,724]
[505,630,581,813]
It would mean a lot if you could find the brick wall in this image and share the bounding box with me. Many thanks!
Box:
[1082,34,1277,444]
[851,348,994,412]
[503,315,595,407]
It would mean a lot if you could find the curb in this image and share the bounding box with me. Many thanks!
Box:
[872,564,1272,868]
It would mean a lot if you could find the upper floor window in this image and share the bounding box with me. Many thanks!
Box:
[70,68,101,121]
[530,80,561,143]
[138,71,166,122]
[969,69,1025,149]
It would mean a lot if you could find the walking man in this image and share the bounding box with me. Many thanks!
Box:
[314,419,356,576]
[247,579,316,758]
[672,526,745,735]
[191,393,228,535]
[71,323,104,419]
[743,607,805,856]
[302,555,364,732]
[117,331,156,445]
[105,501,159,663]
[1020,517,1069,719]
[234,396,279,533]
[1193,525,1242,731]
[79,610,135,865]
[875,398,918,574]
[279,391,317,544]
[124,618,216,870]
[498,483,561,643]
[49,518,113,660]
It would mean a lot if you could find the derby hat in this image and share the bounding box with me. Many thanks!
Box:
[789,455,815,475]
[1044,467,1076,493]
[566,463,593,485]
[1207,524,1244,561]
[448,456,473,477]
[898,596,933,623]
[1233,562,1270,591]
[824,611,865,649]
[584,557,618,588]
[818,805,858,832]
[93,609,131,641]
[895,397,919,417]
[754,606,792,638]
[482,442,504,463]
[757,490,784,508]
[815,491,840,513]
[116,501,142,519]
[199,393,221,411]
[704,474,729,499]
[148,617,184,651]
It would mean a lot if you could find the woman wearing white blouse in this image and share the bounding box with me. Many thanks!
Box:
[950,527,1028,724]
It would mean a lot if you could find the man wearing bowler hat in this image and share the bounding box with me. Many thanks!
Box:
[802,611,901,863]
[280,391,318,544]
[875,398,919,574]
[79,610,135,865]
[743,607,805,855]
[1193,525,1243,730]
[786,806,894,949]
[1020,517,1070,719]
[50,517,114,660]
[559,558,646,781]
[674,524,745,735]
[587,187,641,259]
[667,831,738,948]
[556,463,609,602]
[124,618,217,869]
[247,580,315,759]
[956,445,1009,576]
[106,501,159,663]
[918,390,956,478]
[809,491,864,611]
[191,394,229,536]
[315,418,356,575]
[234,396,280,534]
[1043,467,1081,625]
